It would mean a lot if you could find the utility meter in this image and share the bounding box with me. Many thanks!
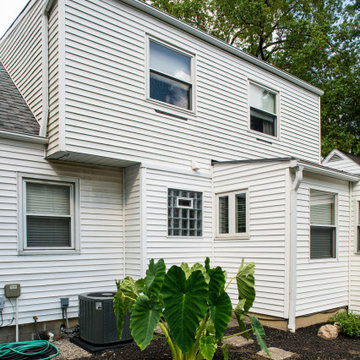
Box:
[4,284,21,298]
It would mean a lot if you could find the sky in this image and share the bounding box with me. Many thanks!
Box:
[0,0,30,38]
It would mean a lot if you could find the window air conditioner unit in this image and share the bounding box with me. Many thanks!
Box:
[79,292,132,345]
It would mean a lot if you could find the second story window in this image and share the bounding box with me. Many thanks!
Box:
[149,40,192,110]
[249,82,277,137]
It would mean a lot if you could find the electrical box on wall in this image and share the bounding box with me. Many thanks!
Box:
[4,284,21,298]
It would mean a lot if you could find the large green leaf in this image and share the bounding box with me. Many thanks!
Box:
[200,336,217,360]
[145,258,166,296]
[234,299,247,338]
[162,266,208,353]
[130,295,162,350]
[221,343,229,360]
[250,315,271,358]
[208,266,226,298]
[210,291,232,340]
[236,261,255,313]
[113,277,139,337]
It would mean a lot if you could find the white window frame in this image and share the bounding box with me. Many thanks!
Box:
[19,174,80,254]
[309,188,337,260]
[215,190,248,239]
[248,81,279,139]
[146,36,195,113]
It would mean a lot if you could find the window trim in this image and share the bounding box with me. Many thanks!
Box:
[146,36,196,114]
[248,80,280,139]
[215,189,249,239]
[309,188,337,260]
[18,174,80,254]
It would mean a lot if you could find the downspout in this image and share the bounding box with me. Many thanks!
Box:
[288,164,303,332]
[40,0,56,137]
[348,181,352,311]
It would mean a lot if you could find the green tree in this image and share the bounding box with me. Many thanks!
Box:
[148,0,360,156]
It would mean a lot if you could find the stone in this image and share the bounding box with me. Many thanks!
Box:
[257,347,296,360]
[223,335,254,347]
[317,324,339,340]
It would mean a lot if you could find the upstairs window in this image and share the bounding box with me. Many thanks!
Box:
[249,83,277,137]
[149,40,192,110]
[168,189,202,236]
[22,178,76,251]
[310,189,336,259]
[217,190,247,238]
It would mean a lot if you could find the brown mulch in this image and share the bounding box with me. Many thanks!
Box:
[75,324,360,360]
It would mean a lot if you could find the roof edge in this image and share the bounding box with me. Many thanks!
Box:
[211,157,296,166]
[0,130,48,144]
[120,0,324,96]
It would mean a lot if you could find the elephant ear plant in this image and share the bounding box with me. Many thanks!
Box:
[114,258,270,360]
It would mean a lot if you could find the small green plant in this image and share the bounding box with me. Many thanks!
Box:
[329,311,360,337]
[114,257,270,360]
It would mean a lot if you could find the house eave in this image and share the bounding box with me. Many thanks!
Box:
[0,130,48,144]
[119,0,324,96]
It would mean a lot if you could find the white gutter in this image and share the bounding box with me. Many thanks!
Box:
[39,0,56,138]
[0,130,48,144]
[288,163,303,332]
[119,0,324,96]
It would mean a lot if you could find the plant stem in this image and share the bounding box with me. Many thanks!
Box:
[225,275,236,291]
[222,328,251,340]
[158,320,178,359]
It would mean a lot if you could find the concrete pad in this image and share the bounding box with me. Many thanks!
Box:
[257,347,296,360]
[223,335,254,347]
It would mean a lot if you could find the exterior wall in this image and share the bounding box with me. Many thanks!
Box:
[143,167,213,271]
[0,0,45,124]
[296,172,350,316]
[212,161,290,318]
[0,137,124,325]
[54,0,321,168]
[350,182,360,312]
[323,157,360,175]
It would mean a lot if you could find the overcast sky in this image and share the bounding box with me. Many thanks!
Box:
[0,0,30,38]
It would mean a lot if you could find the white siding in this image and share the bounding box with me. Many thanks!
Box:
[0,0,45,124]
[296,173,350,316]
[143,168,213,269]
[124,164,141,278]
[0,138,124,325]
[324,158,360,176]
[213,161,290,318]
[60,0,320,170]
[350,182,360,312]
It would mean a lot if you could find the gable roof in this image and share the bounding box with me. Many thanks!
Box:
[0,62,39,136]
[339,150,360,166]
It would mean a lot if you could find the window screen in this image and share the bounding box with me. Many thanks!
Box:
[310,189,336,259]
[168,189,202,236]
[25,181,73,248]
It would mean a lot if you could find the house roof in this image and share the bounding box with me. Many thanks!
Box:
[338,150,360,166]
[0,62,40,137]
[212,157,360,182]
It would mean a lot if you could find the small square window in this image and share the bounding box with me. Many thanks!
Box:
[149,40,193,110]
[21,178,77,252]
[216,190,248,238]
[310,189,336,259]
[168,189,202,236]
[249,82,277,136]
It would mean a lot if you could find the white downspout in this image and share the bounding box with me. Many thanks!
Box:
[348,181,353,311]
[288,164,303,332]
[40,0,56,137]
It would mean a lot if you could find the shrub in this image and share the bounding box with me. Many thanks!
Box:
[329,311,360,337]
[113,257,269,360]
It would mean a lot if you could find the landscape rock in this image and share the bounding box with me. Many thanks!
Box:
[317,324,339,340]
[257,347,296,359]
[223,335,254,347]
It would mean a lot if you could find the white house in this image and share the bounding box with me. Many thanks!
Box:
[0,0,359,341]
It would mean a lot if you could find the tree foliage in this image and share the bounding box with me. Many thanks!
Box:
[148,0,360,156]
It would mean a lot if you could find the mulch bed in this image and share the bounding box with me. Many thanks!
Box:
[76,324,360,360]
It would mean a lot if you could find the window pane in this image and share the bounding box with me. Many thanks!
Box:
[310,190,335,225]
[150,71,191,110]
[236,193,246,233]
[219,196,229,234]
[249,83,276,114]
[150,41,191,83]
[27,183,70,215]
[250,108,276,136]
[27,216,71,247]
[310,226,335,258]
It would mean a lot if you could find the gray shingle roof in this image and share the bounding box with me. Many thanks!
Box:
[0,62,39,136]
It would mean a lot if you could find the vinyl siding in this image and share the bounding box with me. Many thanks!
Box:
[0,0,45,124]
[296,173,350,316]
[323,158,360,175]
[350,182,360,312]
[0,138,124,325]
[61,0,320,169]
[213,161,290,318]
